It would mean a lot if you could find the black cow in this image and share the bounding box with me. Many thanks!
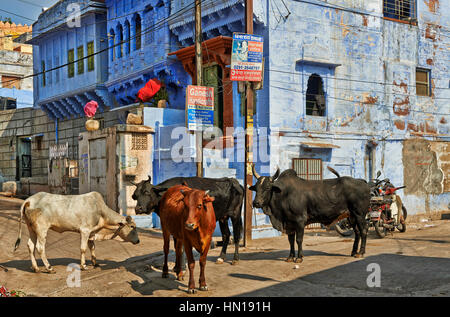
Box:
[132,176,244,264]
[249,165,370,262]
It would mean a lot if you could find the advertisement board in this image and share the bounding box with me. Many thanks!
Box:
[230,33,263,82]
[186,85,215,131]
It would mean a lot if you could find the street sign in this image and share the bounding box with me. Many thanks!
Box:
[230,33,263,82]
[186,85,215,131]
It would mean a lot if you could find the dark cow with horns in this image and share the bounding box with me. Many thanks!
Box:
[250,165,371,261]
[159,184,216,294]
[131,176,243,264]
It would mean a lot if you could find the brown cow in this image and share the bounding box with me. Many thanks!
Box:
[159,184,216,294]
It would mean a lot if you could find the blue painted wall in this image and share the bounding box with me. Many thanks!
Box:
[105,0,190,108]
[30,0,114,119]
[252,0,450,216]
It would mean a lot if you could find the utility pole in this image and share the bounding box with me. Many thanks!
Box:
[195,0,203,177]
[243,0,254,246]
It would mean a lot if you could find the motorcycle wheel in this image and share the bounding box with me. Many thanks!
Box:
[334,219,354,237]
[374,213,387,239]
[397,206,407,233]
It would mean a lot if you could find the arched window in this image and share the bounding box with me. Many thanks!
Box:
[109,28,115,62]
[124,20,131,55]
[116,23,123,58]
[132,14,142,51]
[306,74,326,116]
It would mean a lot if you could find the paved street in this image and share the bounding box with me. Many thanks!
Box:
[1,197,449,297]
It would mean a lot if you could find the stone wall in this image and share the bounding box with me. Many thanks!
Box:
[0,107,120,194]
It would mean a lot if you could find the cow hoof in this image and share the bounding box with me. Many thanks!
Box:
[354,253,364,258]
[31,267,40,273]
[44,268,56,274]
[80,265,89,271]
[285,257,294,263]
[294,258,303,264]
[215,258,224,264]
[199,286,209,291]
[187,288,196,294]
[231,260,239,266]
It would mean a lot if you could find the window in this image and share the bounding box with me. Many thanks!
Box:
[68,49,75,78]
[109,29,115,62]
[2,75,21,89]
[87,41,95,71]
[124,20,131,55]
[203,65,223,129]
[383,0,416,21]
[292,158,322,180]
[77,45,84,75]
[134,14,142,50]
[116,24,123,58]
[41,61,46,86]
[416,68,431,96]
[306,74,326,117]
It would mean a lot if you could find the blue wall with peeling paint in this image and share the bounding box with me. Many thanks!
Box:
[250,0,450,218]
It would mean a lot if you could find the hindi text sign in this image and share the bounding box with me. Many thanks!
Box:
[230,33,263,82]
[186,85,215,131]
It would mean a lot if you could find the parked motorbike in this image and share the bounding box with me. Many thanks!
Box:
[335,171,408,238]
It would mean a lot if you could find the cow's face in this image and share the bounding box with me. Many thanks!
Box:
[131,177,167,214]
[117,216,140,244]
[249,166,281,208]
[182,189,215,231]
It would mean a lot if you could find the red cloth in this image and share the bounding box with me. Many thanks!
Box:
[84,100,98,118]
[136,78,162,102]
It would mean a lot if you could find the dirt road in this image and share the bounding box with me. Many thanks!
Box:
[1,196,449,297]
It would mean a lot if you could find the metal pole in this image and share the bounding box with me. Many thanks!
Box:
[244,0,254,246]
[195,0,203,177]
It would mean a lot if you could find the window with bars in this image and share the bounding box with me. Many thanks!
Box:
[87,42,95,72]
[383,0,416,21]
[77,45,84,75]
[416,68,431,97]
[68,49,75,78]
[292,158,323,180]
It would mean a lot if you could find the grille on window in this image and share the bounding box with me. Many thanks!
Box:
[131,133,147,150]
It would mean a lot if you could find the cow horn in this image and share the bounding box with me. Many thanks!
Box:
[111,223,125,240]
[147,175,151,182]
[272,167,280,181]
[252,164,260,179]
[204,190,210,196]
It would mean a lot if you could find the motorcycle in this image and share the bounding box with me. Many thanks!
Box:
[335,171,408,238]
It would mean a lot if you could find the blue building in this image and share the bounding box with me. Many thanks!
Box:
[166,0,450,236]
[105,0,189,108]
[29,0,115,120]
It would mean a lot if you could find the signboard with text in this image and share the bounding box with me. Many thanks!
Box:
[230,33,263,82]
[186,85,215,131]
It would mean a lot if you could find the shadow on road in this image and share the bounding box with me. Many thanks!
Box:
[236,253,450,296]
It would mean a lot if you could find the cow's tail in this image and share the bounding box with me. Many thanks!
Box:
[327,166,340,178]
[14,201,29,252]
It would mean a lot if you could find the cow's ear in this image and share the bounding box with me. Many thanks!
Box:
[249,185,257,191]
[154,186,168,194]
[272,184,282,193]
[125,216,133,224]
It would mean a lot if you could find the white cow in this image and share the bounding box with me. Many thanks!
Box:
[14,192,140,273]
